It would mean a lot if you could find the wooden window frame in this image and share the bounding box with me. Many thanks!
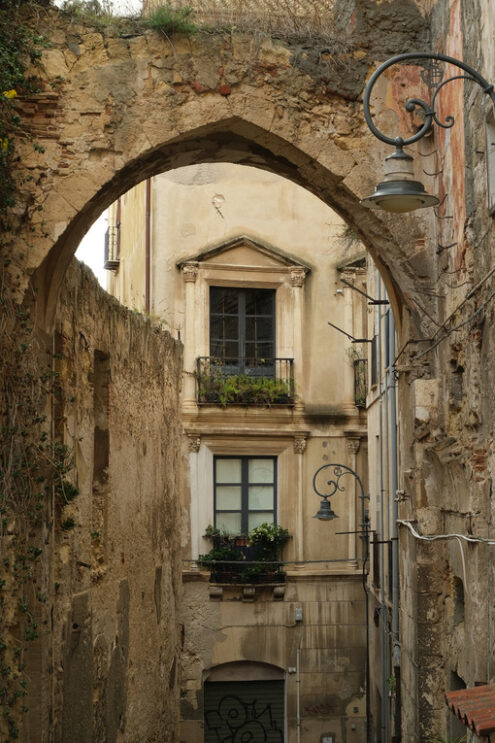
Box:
[209,287,276,373]
[213,455,278,535]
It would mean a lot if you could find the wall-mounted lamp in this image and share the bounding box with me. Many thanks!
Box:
[361,52,495,213]
[313,462,369,523]
[312,462,371,740]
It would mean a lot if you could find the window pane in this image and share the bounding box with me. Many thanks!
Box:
[248,459,274,483]
[216,459,242,483]
[248,485,274,510]
[210,287,238,315]
[216,513,242,534]
[216,485,242,510]
[245,316,273,343]
[245,289,274,315]
[248,512,274,531]
[210,340,224,358]
[210,318,223,341]
[257,342,274,360]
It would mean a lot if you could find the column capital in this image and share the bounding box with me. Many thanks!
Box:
[289,266,308,288]
[182,262,199,283]
[293,433,308,454]
[345,437,361,455]
[187,434,201,453]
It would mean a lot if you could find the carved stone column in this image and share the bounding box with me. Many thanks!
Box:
[181,262,199,403]
[185,431,201,565]
[290,266,308,410]
[293,433,308,562]
[345,436,361,560]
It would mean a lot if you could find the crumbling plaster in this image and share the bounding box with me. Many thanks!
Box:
[5,0,495,741]
[20,260,183,742]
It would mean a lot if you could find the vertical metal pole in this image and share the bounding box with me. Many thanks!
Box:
[389,309,401,740]
[296,647,301,743]
[377,277,389,743]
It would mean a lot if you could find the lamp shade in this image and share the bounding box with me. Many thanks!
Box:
[314,499,338,520]
[360,179,440,213]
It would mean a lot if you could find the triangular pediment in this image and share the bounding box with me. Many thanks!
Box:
[177,235,311,271]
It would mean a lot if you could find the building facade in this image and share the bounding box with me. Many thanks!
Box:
[106,163,372,742]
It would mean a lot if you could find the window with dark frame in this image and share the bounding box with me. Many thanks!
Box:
[209,287,275,374]
[214,456,277,534]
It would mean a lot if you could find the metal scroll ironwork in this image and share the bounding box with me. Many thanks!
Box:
[312,462,368,523]
[363,52,495,149]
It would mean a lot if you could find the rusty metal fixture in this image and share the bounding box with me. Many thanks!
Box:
[361,52,495,212]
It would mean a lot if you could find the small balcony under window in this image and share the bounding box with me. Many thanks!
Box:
[196,357,295,406]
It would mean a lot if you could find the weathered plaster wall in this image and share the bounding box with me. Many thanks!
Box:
[22,260,183,742]
[180,575,367,743]
[10,1,495,741]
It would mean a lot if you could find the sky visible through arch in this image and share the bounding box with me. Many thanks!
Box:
[52,0,143,287]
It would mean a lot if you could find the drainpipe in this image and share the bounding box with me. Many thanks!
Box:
[377,277,389,743]
[389,309,401,740]
[145,178,151,314]
[296,647,301,743]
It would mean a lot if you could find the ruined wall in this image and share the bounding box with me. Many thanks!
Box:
[22,260,183,742]
[396,1,495,740]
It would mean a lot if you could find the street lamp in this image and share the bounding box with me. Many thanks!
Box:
[361,52,495,213]
[312,462,371,742]
[313,462,369,526]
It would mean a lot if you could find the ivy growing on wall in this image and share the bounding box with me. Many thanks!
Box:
[0,0,48,223]
[0,3,78,740]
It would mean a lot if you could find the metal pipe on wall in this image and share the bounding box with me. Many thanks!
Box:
[145,178,151,315]
[377,276,389,743]
[296,647,301,743]
[389,308,401,739]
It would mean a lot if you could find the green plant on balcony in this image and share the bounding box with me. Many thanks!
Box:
[248,522,290,559]
[198,370,291,407]
[199,523,289,583]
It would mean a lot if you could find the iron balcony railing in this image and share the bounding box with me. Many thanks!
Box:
[196,357,294,406]
[354,358,368,409]
[103,225,120,270]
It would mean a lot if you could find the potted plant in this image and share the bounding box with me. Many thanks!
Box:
[248,523,290,560]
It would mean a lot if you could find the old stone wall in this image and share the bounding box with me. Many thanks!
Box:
[395,1,495,740]
[6,1,495,741]
[21,260,183,742]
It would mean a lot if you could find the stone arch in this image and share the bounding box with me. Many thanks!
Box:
[204,661,285,683]
[11,10,434,340]
[33,118,412,332]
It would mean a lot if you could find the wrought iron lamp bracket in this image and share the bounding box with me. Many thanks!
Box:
[363,52,495,150]
[312,463,370,526]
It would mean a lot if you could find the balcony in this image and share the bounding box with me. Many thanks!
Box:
[103,225,120,270]
[354,358,368,408]
[196,357,295,406]
[198,529,289,586]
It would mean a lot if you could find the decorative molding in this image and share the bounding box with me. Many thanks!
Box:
[293,434,308,454]
[182,262,199,283]
[289,266,307,287]
[187,434,201,453]
[346,437,361,455]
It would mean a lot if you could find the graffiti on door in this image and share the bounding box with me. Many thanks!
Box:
[205,694,284,742]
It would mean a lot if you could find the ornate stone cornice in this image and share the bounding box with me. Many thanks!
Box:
[182,262,199,283]
[289,266,307,287]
